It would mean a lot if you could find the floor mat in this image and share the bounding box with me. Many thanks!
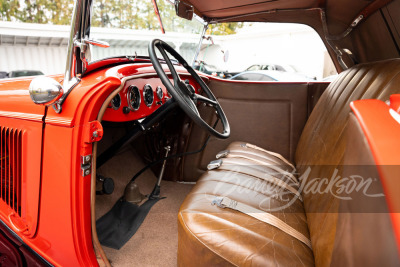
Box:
[96,197,162,250]
[96,149,194,266]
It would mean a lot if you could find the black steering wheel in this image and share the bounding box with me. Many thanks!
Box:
[148,39,230,139]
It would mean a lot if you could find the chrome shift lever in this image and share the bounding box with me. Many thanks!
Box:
[150,146,171,199]
[156,146,171,187]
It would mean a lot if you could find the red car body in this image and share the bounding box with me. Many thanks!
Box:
[0,0,400,266]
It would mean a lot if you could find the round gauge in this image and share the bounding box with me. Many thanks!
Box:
[156,86,163,100]
[111,93,121,110]
[143,84,154,107]
[127,85,141,111]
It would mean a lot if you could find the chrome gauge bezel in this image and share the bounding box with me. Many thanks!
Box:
[143,84,154,107]
[127,85,141,111]
[156,86,163,100]
[111,93,121,110]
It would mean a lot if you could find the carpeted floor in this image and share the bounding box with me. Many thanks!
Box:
[96,148,194,266]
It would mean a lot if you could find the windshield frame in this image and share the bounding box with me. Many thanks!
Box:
[60,0,206,111]
[87,0,207,66]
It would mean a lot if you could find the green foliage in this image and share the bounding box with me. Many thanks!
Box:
[0,0,242,35]
[91,0,201,34]
[0,0,73,24]
[207,23,244,35]
[0,0,21,21]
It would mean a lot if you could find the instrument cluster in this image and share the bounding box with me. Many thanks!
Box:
[102,76,183,122]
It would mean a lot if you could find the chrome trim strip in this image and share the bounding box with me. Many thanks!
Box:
[192,24,208,67]
[63,0,84,92]
[0,111,44,122]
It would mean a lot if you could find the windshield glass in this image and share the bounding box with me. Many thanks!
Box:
[197,22,337,81]
[90,0,204,64]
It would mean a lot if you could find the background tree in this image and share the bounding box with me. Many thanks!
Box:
[0,0,243,35]
[49,0,74,25]
[0,0,21,21]
[207,23,244,35]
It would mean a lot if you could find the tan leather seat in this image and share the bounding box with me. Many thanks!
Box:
[178,59,400,267]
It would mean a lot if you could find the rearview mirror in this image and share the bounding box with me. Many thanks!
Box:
[175,0,194,21]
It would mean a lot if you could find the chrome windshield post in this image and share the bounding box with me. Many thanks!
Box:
[62,0,83,97]
[192,23,208,67]
[53,0,93,113]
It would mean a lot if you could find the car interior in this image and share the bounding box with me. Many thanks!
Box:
[89,0,400,266]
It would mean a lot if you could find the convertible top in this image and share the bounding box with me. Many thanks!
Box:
[185,0,319,18]
[185,0,389,35]
[185,0,399,71]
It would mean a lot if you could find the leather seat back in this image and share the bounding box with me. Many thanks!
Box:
[295,59,400,266]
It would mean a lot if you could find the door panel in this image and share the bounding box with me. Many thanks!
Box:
[182,79,329,182]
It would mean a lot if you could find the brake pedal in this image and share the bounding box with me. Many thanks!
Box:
[96,175,115,195]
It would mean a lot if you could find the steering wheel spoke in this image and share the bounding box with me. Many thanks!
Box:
[195,94,218,106]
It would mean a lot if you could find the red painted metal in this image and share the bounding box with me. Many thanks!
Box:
[102,76,199,122]
[84,121,104,143]
[0,118,42,240]
[0,59,203,265]
[351,96,400,255]
[390,94,400,113]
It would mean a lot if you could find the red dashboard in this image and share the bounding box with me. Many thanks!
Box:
[102,75,199,122]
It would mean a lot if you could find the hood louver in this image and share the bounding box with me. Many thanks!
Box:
[0,127,23,217]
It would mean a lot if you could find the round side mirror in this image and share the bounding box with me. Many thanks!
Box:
[29,77,63,105]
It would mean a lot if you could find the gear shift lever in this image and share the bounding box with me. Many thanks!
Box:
[149,146,171,199]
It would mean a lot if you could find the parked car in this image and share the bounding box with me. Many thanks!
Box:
[0,71,8,79]
[0,0,399,266]
[246,63,298,72]
[8,70,44,78]
[230,70,314,82]
[193,61,231,78]
[245,64,317,80]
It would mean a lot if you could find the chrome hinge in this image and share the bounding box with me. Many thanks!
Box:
[81,154,92,177]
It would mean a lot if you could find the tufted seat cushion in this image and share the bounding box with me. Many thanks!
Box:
[223,141,296,172]
[178,59,400,267]
[178,157,313,266]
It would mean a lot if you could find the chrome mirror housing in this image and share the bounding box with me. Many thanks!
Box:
[29,77,64,105]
